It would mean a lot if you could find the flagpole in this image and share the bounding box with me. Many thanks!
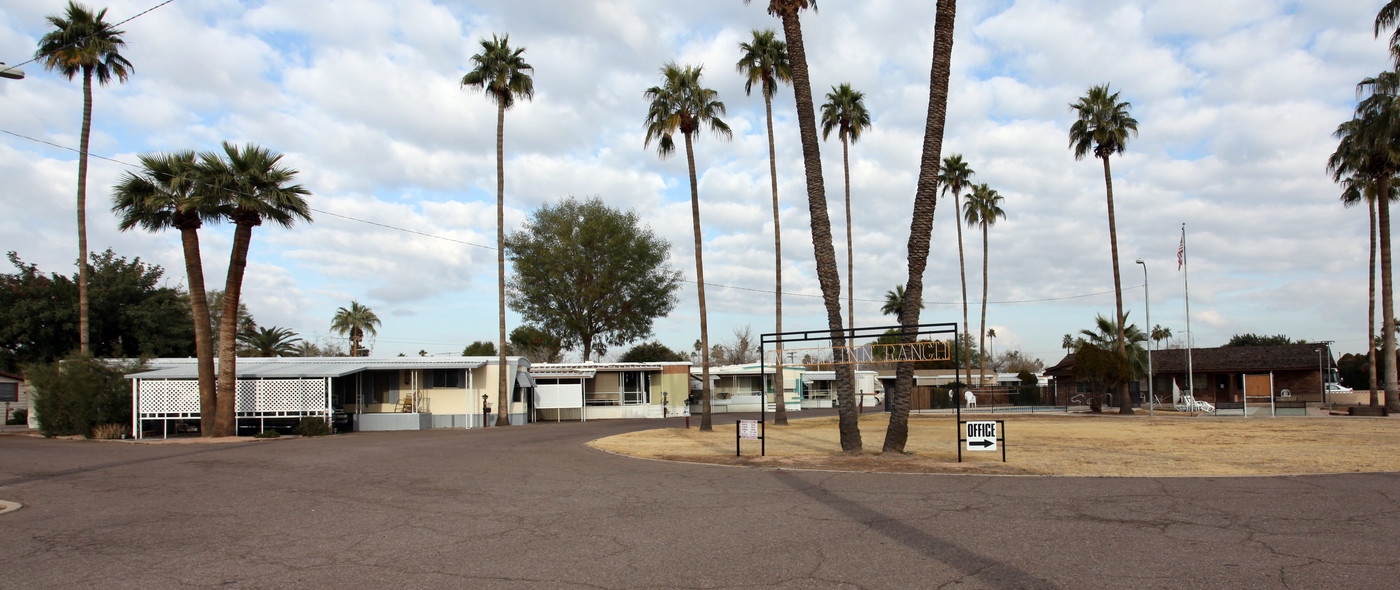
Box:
[1181,223,1195,407]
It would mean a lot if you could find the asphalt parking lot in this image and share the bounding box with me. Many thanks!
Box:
[2,416,1397,589]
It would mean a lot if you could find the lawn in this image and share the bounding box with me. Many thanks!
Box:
[587,412,1400,476]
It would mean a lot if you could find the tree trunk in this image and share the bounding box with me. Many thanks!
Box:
[885,0,956,454]
[842,133,859,414]
[1379,176,1398,412]
[1101,155,1133,414]
[216,218,257,437]
[496,101,511,427]
[77,67,94,355]
[765,87,788,426]
[684,132,713,432]
[1370,196,1379,407]
[780,9,860,452]
[177,220,216,437]
[955,188,970,405]
[979,222,989,391]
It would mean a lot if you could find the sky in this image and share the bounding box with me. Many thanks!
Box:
[0,0,1390,366]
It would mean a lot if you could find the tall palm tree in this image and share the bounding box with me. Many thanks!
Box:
[821,83,872,336]
[937,154,975,394]
[462,33,534,428]
[883,0,958,454]
[1080,312,1148,383]
[1062,333,1076,353]
[238,326,303,357]
[111,150,227,436]
[36,1,132,355]
[881,284,922,321]
[644,62,732,432]
[1339,174,1383,407]
[332,300,381,357]
[737,28,792,426]
[202,142,312,436]
[1331,100,1400,412]
[746,0,861,452]
[1377,2,1400,60]
[986,328,997,362]
[1150,324,1173,350]
[1068,83,1138,415]
[964,183,1005,390]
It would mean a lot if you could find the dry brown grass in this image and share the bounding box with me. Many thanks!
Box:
[588,412,1400,476]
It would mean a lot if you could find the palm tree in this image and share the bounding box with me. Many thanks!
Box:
[937,154,975,394]
[644,62,732,432]
[882,0,958,454]
[986,328,997,362]
[1080,312,1148,383]
[1069,83,1138,415]
[1339,175,1386,407]
[1150,324,1172,350]
[332,300,381,357]
[1062,333,1076,352]
[821,83,872,336]
[237,326,303,357]
[111,150,226,436]
[36,2,133,355]
[964,183,1005,391]
[1377,2,1400,60]
[1331,73,1400,412]
[881,284,922,322]
[462,33,534,428]
[737,28,793,426]
[746,0,861,453]
[202,142,312,436]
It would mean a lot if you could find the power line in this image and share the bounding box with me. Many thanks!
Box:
[3,0,177,72]
[3,128,1136,308]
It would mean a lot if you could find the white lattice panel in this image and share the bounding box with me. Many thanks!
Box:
[138,380,200,414]
[250,379,327,413]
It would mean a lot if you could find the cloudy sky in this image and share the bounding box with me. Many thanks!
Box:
[0,0,1388,366]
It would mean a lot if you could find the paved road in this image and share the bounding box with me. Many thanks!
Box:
[1,417,1397,589]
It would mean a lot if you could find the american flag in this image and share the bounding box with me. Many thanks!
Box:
[1177,233,1185,271]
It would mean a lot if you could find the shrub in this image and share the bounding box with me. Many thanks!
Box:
[92,423,129,439]
[28,353,142,438]
[293,417,331,437]
[253,429,281,439]
[5,409,27,425]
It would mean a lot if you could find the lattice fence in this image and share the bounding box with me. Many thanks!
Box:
[136,380,200,415]
[138,378,329,417]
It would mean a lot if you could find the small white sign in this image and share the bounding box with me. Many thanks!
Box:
[966,420,997,451]
[739,420,761,440]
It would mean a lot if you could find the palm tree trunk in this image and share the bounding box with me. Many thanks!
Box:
[178,223,216,436]
[979,223,989,392]
[77,68,93,355]
[955,189,970,406]
[885,0,957,454]
[684,132,713,432]
[216,219,256,437]
[1370,197,1379,407]
[1101,155,1133,414]
[496,101,510,427]
[780,9,860,452]
[843,134,859,414]
[765,89,788,426]
[1378,176,1398,412]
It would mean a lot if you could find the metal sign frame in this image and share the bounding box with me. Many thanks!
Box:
[736,419,764,456]
[958,419,1006,462]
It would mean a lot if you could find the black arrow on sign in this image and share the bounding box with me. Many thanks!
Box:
[968,439,995,448]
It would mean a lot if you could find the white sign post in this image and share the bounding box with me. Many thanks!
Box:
[965,421,997,451]
[736,419,765,456]
[738,420,760,440]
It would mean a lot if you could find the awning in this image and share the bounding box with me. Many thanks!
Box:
[529,369,596,379]
[126,357,489,380]
[515,370,536,389]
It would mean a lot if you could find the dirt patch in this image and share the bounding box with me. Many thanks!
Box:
[589,412,1400,477]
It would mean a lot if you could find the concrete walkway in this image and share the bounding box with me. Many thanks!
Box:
[1,416,1396,589]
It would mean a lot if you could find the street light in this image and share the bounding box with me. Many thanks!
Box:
[1136,258,1153,416]
[0,62,25,80]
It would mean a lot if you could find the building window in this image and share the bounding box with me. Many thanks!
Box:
[0,383,16,403]
[425,369,462,389]
[621,371,649,405]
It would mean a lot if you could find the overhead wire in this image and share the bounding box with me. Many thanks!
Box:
[2,0,177,73]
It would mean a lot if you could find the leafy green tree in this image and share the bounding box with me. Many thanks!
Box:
[746,0,861,452]
[507,325,564,363]
[1069,83,1139,414]
[112,150,228,435]
[202,142,311,436]
[737,27,792,426]
[28,353,139,437]
[644,63,731,431]
[1224,333,1299,347]
[462,33,534,428]
[332,300,380,357]
[36,1,133,355]
[1072,341,1129,413]
[206,289,255,353]
[938,154,976,391]
[964,182,1005,389]
[883,0,958,454]
[620,341,688,363]
[507,196,681,362]
[821,82,872,334]
[462,340,497,356]
[237,326,302,357]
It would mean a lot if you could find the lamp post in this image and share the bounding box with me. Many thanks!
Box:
[1136,259,1153,416]
[0,62,24,80]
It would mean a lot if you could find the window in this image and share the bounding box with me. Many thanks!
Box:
[425,369,462,389]
[0,383,16,403]
[621,371,648,405]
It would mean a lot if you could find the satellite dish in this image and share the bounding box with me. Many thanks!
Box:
[1279,389,1291,398]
